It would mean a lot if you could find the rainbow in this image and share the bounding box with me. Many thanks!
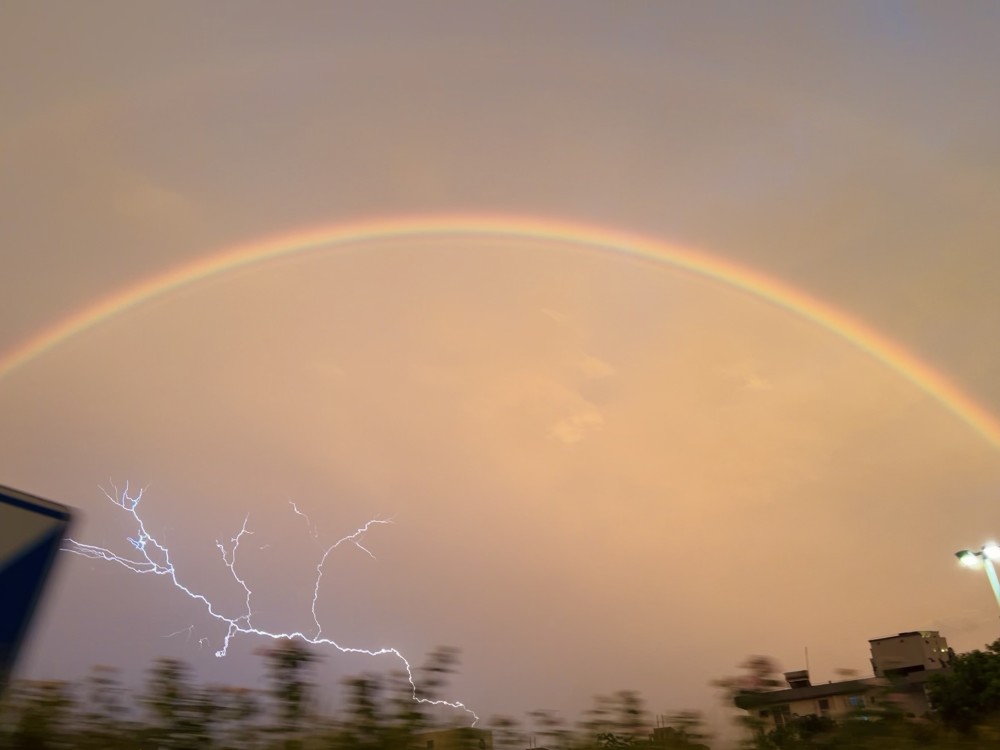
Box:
[3,213,999,450]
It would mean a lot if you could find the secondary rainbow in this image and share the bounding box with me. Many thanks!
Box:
[4,213,999,450]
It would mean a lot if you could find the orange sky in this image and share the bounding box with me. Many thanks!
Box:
[3,2,1000,741]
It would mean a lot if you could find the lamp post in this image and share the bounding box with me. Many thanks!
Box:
[955,543,1000,612]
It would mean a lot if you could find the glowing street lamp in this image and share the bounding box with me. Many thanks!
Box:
[955,543,1000,612]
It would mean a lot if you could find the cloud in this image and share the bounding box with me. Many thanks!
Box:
[930,609,999,639]
[540,308,571,325]
[315,361,347,378]
[110,174,193,228]
[577,354,616,380]
[719,360,773,391]
[548,407,604,444]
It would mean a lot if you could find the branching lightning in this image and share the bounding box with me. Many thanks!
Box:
[162,625,195,643]
[62,482,478,724]
[289,500,320,539]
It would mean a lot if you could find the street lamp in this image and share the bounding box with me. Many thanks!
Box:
[955,543,1000,612]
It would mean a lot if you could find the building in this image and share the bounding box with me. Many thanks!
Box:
[415,728,494,750]
[734,631,952,731]
[869,631,952,677]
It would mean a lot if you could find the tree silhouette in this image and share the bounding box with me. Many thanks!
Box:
[926,638,1000,733]
[262,640,318,750]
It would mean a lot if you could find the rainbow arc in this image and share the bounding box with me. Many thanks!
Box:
[2,213,998,449]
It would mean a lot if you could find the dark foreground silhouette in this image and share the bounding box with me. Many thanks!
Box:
[5,640,1000,749]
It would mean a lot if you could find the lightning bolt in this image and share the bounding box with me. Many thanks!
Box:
[162,624,194,643]
[62,481,478,725]
[288,500,320,539]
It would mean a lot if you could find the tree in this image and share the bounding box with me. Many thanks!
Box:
[262,639,319,749]
[926,638,1000,733]
[528,709,569,750]
[581,692,649,749]
[418,645,462,707]
[143,657,219,749]
[213,685,262,750]
[336,674,384,750]
[3,680,76,750]
[652,711,711,749]
[758,713,837,750]
[78,665,131,749]
[489,715,525,750]
[713,656,783,699]
[580,693,617,741]
[713,655,790,750]
[611,691,648,739]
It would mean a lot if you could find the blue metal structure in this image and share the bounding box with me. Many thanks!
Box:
[0,485,72,690]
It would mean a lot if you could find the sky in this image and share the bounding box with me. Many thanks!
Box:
[4,0,1000,739]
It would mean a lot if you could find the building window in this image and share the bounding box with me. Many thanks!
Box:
[818,698,830,715]
[772,705,792,728]
[849,696,865,708]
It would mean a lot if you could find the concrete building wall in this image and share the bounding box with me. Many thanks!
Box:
[734,630,951,732]
[741,675,938,731]
[869,631,950,677]
[747,683,875,730]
